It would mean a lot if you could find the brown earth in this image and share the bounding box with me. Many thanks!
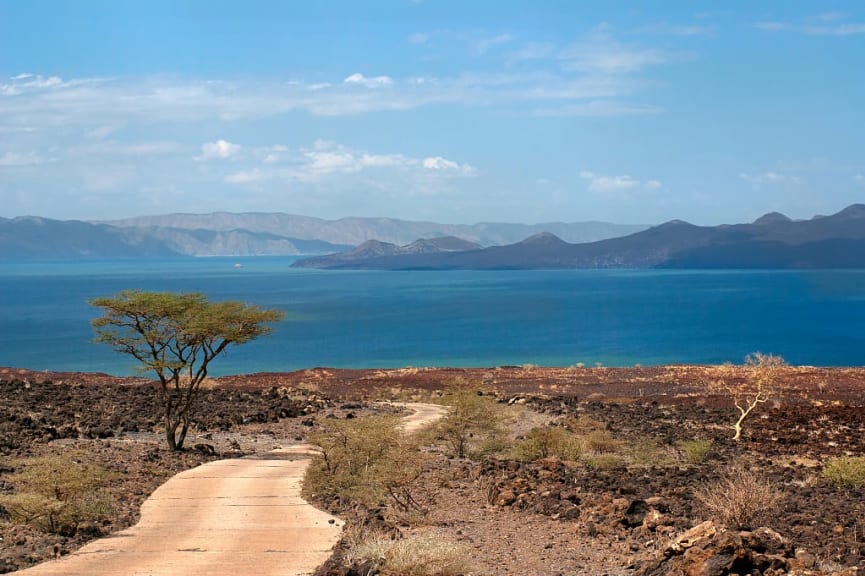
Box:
[1,365,864,575]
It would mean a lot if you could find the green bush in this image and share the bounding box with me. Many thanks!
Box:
[584,454,626,470]
[303,415,401,506]
[678,438,713,464]
[823,456,865,488]
[0,453,116,536]
[303,416,436,522]
[434,381,503,459]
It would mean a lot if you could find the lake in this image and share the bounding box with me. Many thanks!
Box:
[1,258,863,375]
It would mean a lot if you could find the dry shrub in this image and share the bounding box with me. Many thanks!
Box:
[303,416,436,522]
[584,454,626,470]
[303,415,402,506]
[823,456,865,488]
[434,381,503,459]
[696,466,781,529]
[346,533,473,576]
[581,430,624,454]
[630,437,677,468]
[512,426,582,462]
[0,452,116,536]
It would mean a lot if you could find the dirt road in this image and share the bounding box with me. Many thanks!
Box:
[14,403,444,576]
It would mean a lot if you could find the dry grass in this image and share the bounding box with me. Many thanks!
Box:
[696,465,781,529]
[0,452,116,536]
[345,532,473,576]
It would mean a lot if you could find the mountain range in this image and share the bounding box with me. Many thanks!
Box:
[104,212,645,247]
[0,213,643,260]
[291,204,865,270]
[0,216,351,259]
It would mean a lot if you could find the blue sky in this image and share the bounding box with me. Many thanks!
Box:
[1,1,863,225]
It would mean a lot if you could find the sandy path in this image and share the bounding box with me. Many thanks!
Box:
[14,403,445,576]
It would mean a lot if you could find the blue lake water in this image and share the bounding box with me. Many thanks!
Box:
[1,258,864,375]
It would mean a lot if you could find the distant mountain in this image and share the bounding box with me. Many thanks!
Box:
[292,204,865,270]
[296,236,481,268]
[0,217,351,260]
[0,217,179,259]
[104,212,646,246]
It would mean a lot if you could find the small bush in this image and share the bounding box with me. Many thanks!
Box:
[513,426,582,462]
[678,438,713,464]
[346,533,473,576]
[303,415,402,506]
[0,453,116,535]
[434,381,503,459]
[630,437,677,468]
[584,454,626,470]
[582,430,624,454]
[823,456,865,488]
[696,466,781,529]
[303,416,436,522]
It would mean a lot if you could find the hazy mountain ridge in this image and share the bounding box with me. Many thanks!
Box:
[0,217,351,260]
[292,204,865,270]
[104,212,646,246]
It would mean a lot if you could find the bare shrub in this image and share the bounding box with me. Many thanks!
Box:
[710,353,785,441]
[346,533,473,576]
[0,453,116,536]
[695,466,781,529]
[823,456,865,488]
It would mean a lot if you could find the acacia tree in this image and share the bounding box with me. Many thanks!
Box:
[90,290,284,451]
[711,352,786,441]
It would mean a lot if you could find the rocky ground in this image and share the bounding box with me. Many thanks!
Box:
[1,364,864,575]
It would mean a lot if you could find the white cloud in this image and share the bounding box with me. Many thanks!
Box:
[641,23,715,36]
[199,139,241,160]
[509,42,557,62]
[225,169,268,184]
[474,33,513,55]
[1,73,64,95]
[739,171,801,186]
[755,14,865,36]
[532,100,661,117]
[220,141,477,186]
[580,170,662,193]
[408,32,431,45]
[422,156,477,174]
[422,156,459,171]
[343,73,394,88]
[854,174,864,183]
[0,151,47,166]
[558,30,670,74]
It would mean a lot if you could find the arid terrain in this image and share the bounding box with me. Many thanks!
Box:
[1,364,863,575]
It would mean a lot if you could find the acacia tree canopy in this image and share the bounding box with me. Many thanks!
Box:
[90,290,284,451]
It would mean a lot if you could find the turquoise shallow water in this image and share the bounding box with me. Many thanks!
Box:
[1,258,864,375]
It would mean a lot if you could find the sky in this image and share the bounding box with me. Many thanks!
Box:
[1,1,864,226]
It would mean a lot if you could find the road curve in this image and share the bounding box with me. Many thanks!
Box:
[14,403,445,576]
